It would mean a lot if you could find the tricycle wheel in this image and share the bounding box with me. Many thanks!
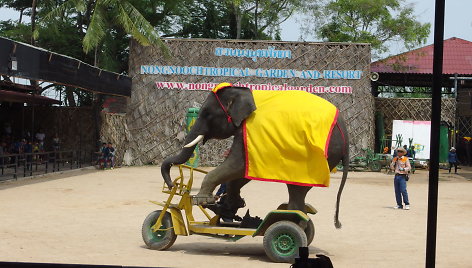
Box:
[305,219,315,246]
[369,161,382,172]
[263,220,307,263]
[142,210,177,250]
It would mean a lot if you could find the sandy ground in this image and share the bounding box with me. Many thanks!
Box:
[0,165,471,268]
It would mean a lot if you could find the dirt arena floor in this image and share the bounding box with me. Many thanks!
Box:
[0,165,471,268]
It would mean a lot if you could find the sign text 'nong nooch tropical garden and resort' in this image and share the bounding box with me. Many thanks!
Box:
[141,46,363,94]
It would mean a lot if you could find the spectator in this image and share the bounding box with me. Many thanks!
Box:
[103,142,115,169]
[11,139,26,154]
[24,140,33,166]
[96,143,107,168]
[407,145,416,159]
[35,128,45,151]
[448,147,459,174]
[392,147,398,158]
[52,134,60,151]
[0,141,5,166]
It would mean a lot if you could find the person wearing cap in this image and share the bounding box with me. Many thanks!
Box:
[448,147,458,174]
[390,147,411,210]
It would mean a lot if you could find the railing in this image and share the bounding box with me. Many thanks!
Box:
[0,150,93,181]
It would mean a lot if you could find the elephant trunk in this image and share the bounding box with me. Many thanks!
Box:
[161,133,204,189]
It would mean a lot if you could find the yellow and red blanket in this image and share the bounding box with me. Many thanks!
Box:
[243,90,338,187]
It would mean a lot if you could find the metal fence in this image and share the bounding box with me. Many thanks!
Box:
[0,150,94,181]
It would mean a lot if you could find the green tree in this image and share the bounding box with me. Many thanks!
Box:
[172,0,303,40]
[302,0,430,57]
[225,0,302,40]
[42,0,168,57]
[1,0,187,106]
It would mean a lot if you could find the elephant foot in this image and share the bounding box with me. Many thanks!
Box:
[192,194,216,206]
[204,196,246,221]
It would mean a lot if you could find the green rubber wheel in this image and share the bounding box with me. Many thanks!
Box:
[142,210,177,250]
[263,221,307,263]
[305,219,315,246]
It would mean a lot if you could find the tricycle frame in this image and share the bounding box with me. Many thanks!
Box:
[143,164,317,262]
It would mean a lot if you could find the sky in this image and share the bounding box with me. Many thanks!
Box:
[1,0,472,58]
[280,0,472,57]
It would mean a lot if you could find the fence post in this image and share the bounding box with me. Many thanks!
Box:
[14,155,18,180]
[45,152,48,174]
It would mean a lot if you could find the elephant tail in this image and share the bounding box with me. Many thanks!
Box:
[334,127,349,229]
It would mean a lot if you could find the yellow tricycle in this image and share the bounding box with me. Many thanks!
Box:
[141,164,317,263]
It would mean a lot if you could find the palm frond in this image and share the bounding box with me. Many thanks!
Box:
[83,1,108,53]
[116,1,170,57]
[43,0,86,21]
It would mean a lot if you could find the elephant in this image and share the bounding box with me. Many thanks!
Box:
[161,84,349,228]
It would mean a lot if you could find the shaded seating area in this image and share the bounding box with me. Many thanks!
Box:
[0,36,131,180]
[0,150,91,181]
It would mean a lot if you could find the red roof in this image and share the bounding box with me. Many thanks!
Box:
[372,37,472,75]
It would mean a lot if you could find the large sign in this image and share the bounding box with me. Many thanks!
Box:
[154,81,352,93]
[141,65,362,80]
[140,42,369,94]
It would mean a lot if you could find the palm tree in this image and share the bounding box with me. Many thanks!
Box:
[43,0,168,59]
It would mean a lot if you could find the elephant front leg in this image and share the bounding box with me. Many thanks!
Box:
[192,171,221,205]
[194,164,242,205]
[194,133,245,205]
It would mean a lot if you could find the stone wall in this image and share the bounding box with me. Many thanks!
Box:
[99,112,131,166]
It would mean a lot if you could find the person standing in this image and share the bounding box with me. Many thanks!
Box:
[0,141,5,166]
[35,128,45,152]
[448,147,458,174]
[103,142,115,169]
[407,145,416,159]
[390,147,411,210]
[52,134,60,151]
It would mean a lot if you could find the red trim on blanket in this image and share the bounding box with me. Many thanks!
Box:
[243,122,250,177]
[244,175,328,187]
[324,109,339,158]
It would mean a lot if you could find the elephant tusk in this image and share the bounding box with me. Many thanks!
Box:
[183,135,204,148]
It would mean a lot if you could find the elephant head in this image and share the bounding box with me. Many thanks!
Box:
[161,86,256,188]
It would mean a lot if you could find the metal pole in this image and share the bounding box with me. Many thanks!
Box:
[453,73,458,148]
[426,1,445,267]
[31,93,35,142]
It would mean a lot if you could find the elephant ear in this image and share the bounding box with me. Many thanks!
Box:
[227,87,257,127]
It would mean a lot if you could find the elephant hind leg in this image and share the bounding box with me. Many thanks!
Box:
[225,177,250,208]
[286,184,311,212]
[206,177,250,220]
